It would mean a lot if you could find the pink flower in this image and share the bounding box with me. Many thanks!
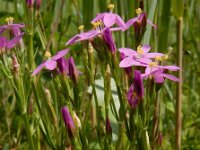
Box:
[143,61,180,76]
[91,12,126,30]
[119,45,164,68]
[142,69,180,83]
[32,49,69,76]
[125,8,156,30]
[0,17,25,37]
[66,25,121,46]
[0,33,24,54]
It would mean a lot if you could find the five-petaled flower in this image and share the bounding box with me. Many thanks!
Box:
[32,49,69,76]
[91,4,126,31]
[0,33,24,55]
[119,45,164,68]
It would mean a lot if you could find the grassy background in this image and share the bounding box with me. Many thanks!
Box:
[0,0,200,149]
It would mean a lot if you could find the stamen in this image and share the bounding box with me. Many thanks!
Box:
[155,56,162,62]
[162,54,168,60]
[108,4,114,13]
[137,45,144,55]
[5,17,14,25]
[136,8,142,15]
[78,25,84,33]
[92,20,105,32]
[44,51,52,59]
[149,62,158,67]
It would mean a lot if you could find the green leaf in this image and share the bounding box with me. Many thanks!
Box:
[143,0,157,45]
[171,0,184,18]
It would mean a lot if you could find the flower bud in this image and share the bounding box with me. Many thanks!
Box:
[26,0,34,8]
[106,118,112,135]
[103,28,116,54]
[134,13,147,45]
[158,132,163,145]
[133,70,144,98]
[61,106,76,139]
[36,0,41,10]
[68,57,80,84]
[12,54,20,78]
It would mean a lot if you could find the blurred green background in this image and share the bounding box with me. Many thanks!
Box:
[0,0,200,149]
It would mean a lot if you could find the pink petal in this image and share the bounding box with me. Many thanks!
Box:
[147,19,157,29]
[160,73,180,82]
[110,27,125,31]
[103,13,116,27]
[145,52,164,58]
[115,14,126,28]
[52,49,69,60]
[7,33,24,49]
[138,57,152,64]
[125,17,137,29]
[119,48,137,56]
[66,34,81,45]
[119,56,144,68]
[145,66,158,74]
[45,60,57,70]
[142,45,151,53]
[141,73,149,79]
[91,13,105,23]
[0,36,8,48]
[155,75,164,83]
[159,65,180,71]
[32,62,45,76]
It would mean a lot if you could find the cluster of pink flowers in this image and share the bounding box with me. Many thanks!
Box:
[31,4,180,127]
[0,17,24,54]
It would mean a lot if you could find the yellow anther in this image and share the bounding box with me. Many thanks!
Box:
[108,4,114,12]
[78,25,84,32]
[92,20,104,31]
[137,45,144,55]
[149,62,158,67]
[162,54,168,60]
[155,56,162,62]
[136,8,142,15]
[44,51,52,59]
[5,17,14,24]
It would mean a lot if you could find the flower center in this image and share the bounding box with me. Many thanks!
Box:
[149,62,158,67]
[44,51,52,59]
[78,25,84,33]
[136,8,142,15]
[108,4,114,13]
[162,54,168,60]
[137,45,144,54]
[5,17,14,25]
[155,56,162,62]
[92,20,105,32]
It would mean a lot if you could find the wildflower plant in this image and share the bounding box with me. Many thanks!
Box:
[1,0,198,150]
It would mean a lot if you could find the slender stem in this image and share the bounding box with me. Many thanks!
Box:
[28,7,35,70]
[152,91,160,149]
[176,17,183,150]
[23,114,35,150]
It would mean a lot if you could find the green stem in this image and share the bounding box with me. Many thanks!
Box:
[23,114,35,150]
[152,91,160,149]
[176,17,183,150]
[28,8,35,70]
